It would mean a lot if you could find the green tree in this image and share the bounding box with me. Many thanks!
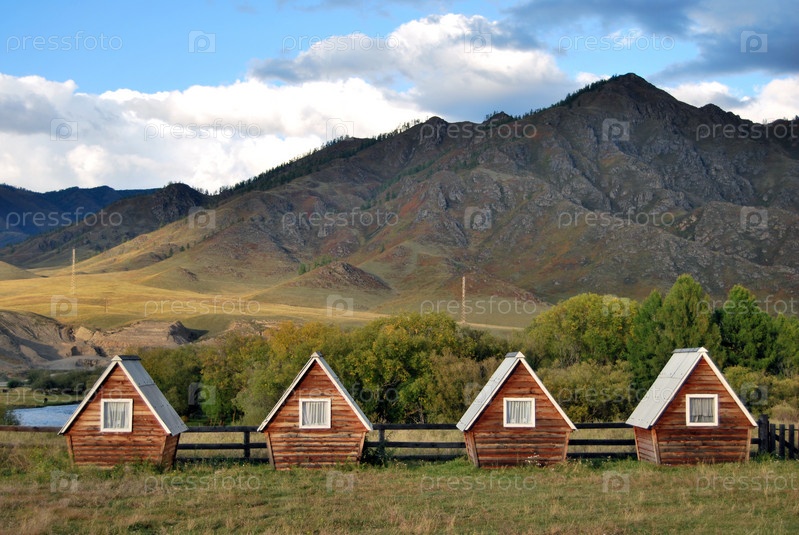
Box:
[625,289,669,389]
[717,285,779,372]
[139,346,202,418]
[526,293,636,366]
[658,274,721,353]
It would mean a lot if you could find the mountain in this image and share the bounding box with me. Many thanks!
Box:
[0,184,156,248]
[2,183,207,267]
[1,73,798,327]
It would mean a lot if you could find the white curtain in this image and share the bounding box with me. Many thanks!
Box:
[690,397,715,423]
[302,400,328,426]
[104,401,129,429]
[506,400,532,425]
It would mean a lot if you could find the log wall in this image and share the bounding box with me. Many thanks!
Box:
[64,367,178,468]
[466,362,572,467]
[648,359,754,465]
[264,362,368,469]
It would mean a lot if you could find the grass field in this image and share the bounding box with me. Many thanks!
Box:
[1,430,798,534]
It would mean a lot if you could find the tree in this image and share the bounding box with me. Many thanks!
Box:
[526,293,637,366]
[140,346,202,418]
[658,274,721,353]
[717,285,779,372]
[625,289,669,389]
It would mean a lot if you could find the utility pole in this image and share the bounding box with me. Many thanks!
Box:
[461,275,466,324]
[70,248,76,295]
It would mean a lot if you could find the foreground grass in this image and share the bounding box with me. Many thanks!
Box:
[1,432,798,534]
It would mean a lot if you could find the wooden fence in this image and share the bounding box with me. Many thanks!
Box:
[2,416,796,461]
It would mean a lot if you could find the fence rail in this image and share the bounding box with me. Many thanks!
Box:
[1,416,796,462]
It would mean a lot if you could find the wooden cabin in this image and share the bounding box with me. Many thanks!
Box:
[626,347,757,465]
[59,355,188,468]
[456,351,576,467]
[257,352,373,469]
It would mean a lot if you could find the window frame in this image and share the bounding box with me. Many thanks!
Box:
[685,394,719,427]
[100,398,133,433]
[503,397,535,428]
[299,398,332,429]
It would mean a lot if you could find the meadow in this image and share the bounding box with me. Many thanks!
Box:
[0,430,798,534]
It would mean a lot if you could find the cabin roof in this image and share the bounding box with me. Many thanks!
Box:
[59,355,188,436]
[456,351,576,431]
[626,347,757,429]
[256,352,373,432]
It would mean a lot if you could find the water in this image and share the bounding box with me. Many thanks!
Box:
[10,403,80,427]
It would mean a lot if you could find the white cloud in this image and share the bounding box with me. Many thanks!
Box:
[252,13,571,119]
[665,77,799,122]
[0,74,430,193]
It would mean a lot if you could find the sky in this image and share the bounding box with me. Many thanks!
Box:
[0,0,797,193]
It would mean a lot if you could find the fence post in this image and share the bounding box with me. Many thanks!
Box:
[757,414,769,455]
[769,423,776,454]
[243,430,250,460]
[778,424,786,459]
[789,424,796,460]
[378,426,386,461]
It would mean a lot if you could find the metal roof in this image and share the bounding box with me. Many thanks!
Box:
[626,347,757,429]
[456,351,576,431]
[59,355,188,436]
[257,352,373,432]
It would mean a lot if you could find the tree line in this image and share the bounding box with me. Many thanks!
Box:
[131,274,798,425]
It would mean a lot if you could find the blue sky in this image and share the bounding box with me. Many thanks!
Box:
[1,0,797,192]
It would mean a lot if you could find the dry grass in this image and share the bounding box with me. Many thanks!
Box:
[1,430,798,534]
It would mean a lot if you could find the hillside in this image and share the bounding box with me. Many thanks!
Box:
[0,73,797,336]
[0,185,155,248]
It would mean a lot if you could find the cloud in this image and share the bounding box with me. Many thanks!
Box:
[665,76,799,122]
[251,13,571,119]
[0,74,430,193]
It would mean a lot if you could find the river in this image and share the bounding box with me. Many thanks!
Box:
[10,403,80,427]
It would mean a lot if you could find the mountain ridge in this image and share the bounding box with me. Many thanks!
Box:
[1,73,797,321]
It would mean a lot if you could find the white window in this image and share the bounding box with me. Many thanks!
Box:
[101,399,133,432]
[686,394,718,426]
[299,398,331,429]
[503,398,535,427]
